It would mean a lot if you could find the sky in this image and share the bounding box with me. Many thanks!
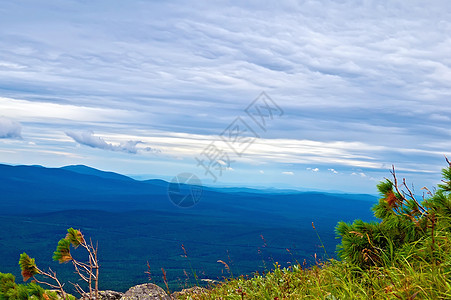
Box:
[0,0,450,194]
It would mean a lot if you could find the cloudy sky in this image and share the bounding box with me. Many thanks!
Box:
[0,0,450,193]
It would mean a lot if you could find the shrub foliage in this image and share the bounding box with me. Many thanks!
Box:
[336,159,451,269]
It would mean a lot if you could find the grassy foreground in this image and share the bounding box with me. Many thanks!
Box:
[176,257,451,299]
[178,161,451,299]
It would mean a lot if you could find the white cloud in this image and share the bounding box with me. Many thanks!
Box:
[217,159,234,171]
[282,171,294,175]
[352,172,367,178]
[62,130,440,174]
[429,114,451,122]
[143,146,161,153]
[65,131,153,154]
[0,117,22,139]
[0,97,142,124]
[328,168,338,174]
[259,170,264,174]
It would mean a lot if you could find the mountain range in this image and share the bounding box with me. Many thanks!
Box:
[0,163,378,292]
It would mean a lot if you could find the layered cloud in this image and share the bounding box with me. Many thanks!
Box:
[0,1,449,192]
[0,117,22,139]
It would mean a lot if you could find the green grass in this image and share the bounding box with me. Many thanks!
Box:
[175,256,451,299]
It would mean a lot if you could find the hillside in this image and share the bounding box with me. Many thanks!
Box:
[0,164,377,292]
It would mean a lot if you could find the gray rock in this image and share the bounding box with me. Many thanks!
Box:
[120,283,171,300]
[172,286,207,298]
[80,290,124,300]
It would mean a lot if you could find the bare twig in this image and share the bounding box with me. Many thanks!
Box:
[94,241,99,300]
[70,281,87,297]
[390,166,406,203]
[390,166,426,213]
[402,178,426,213]
[72,261,90,282]
[33,267,67,299]
[67,231,100,299]
[421,186,433,197]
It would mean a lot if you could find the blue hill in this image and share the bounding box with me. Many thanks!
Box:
[0,163,378,292]
[61,165,136,182]
[0,163,377,217]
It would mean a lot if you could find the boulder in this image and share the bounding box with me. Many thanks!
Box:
[120,283,171,300]
[80,290,124,300]
[172,286,207,298]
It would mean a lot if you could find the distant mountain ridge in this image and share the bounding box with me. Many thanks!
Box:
[0,163,378,215]
[0,163,379,292]
[61,165,135,182]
